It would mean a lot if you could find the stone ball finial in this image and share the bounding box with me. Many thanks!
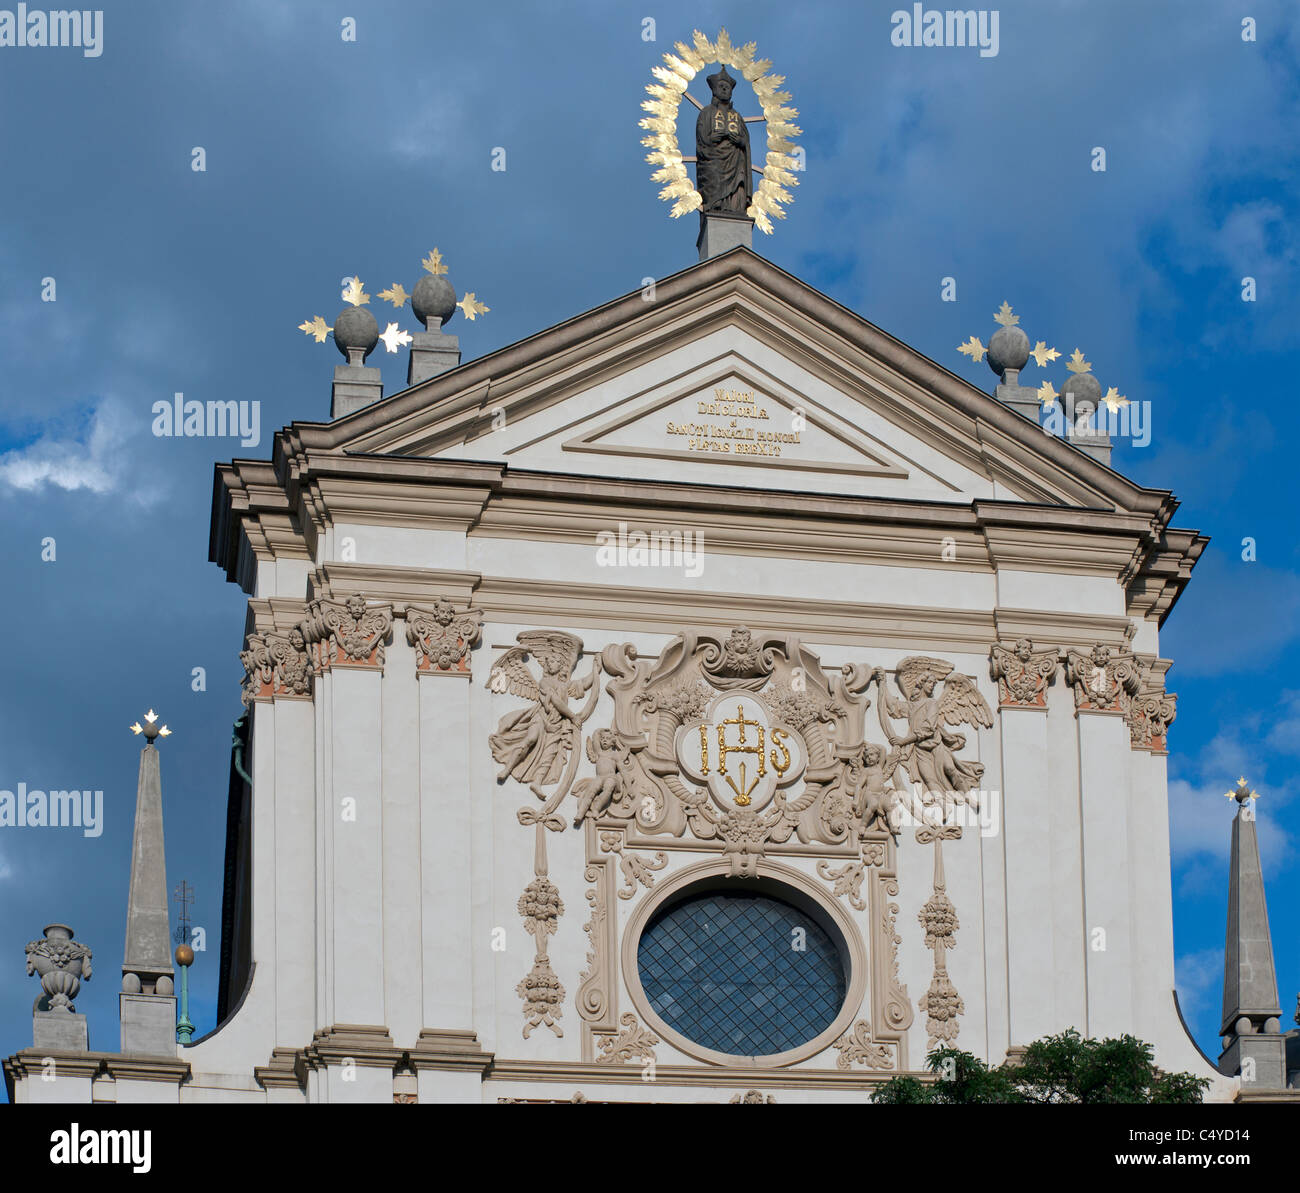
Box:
[1061,371,1102,417]
[987,325,1030,376]
[411,274,457,330]
[332,306,379,362]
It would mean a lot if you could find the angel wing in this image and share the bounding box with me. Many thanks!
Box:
[485,646,538,701]
[937,673,993,729]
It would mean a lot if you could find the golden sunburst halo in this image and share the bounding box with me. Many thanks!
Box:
[640,27,801,235]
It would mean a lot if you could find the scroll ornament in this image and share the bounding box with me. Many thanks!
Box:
[595,1013,659,1065]
[833,1020,895,1070]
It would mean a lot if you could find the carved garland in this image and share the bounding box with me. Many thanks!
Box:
[517,870,565,1039]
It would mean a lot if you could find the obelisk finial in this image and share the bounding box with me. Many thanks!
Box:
[121,710,177,1055]
[1218,777,1286,1089]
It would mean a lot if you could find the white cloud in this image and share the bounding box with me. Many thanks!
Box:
[1175,946,1224,1022]
[0,400,135,496]
[1264,690,1300,755]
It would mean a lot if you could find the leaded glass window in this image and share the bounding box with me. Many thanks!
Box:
[637,888,847,1057]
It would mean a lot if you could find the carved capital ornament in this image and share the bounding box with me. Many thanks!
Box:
[989,638,1059,709]
[300,593,394,670]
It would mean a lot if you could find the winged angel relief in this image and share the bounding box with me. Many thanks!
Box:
[487,630,602,829]
[874,657,993,827]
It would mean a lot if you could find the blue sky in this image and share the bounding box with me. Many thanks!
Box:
[1,0,1296,1090]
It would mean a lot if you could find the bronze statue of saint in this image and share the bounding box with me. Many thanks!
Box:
[695,65,752,215]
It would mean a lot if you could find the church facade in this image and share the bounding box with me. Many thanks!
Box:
[9,236,1292,1104]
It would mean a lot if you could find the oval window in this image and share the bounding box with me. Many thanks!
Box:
[637,886,848,1058]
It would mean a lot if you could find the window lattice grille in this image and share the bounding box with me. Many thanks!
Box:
[637,891,846,1057]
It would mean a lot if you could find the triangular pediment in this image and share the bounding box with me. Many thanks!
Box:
[324,249,1164,514]
[559,363,908,479]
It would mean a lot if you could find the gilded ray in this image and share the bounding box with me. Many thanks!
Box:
[957,335,987,362]
[1101,387,1129,412]
[993,301,1019,327]
[379,283,409,308]
[421,248,448,276]
[1037,381,1060,408]
[1065,348,1092,375]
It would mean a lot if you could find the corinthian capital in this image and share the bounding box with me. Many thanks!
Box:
[989,639,1059,708]
[405,598,483,675]
[241,628,314,704]
[300,593,394,670]
[1064,643,1141,714]
[1125,664,1178,752]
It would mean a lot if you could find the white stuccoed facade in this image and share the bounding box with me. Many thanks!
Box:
[7,249,1239,1103]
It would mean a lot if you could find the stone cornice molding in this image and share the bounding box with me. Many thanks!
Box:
[299,1024,400,1071]
[406,598,483,675]
[3,1049,104,1084]
[408,1029,494,1074]
[253,1046,307,1091]
[4,1050,191,1088]
[300,594,393,671]
[1064,644,1142,715]
[101,1056,190,1084]
[309,563,480,611]
[212,465,1204,630]
[989,639,1060,709]
[485,1058,915,1091]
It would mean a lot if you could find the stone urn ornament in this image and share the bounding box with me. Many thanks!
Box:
[25,923,92,1013]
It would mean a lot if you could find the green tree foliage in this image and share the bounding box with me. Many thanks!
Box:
[871,1030,1210,1104]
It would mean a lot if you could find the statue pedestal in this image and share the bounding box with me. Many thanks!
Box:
[332,364,383,419]
[408,329,461,386]
[33,1011,88,1052]
[698,213,753,261]
[120,992,177,1056]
